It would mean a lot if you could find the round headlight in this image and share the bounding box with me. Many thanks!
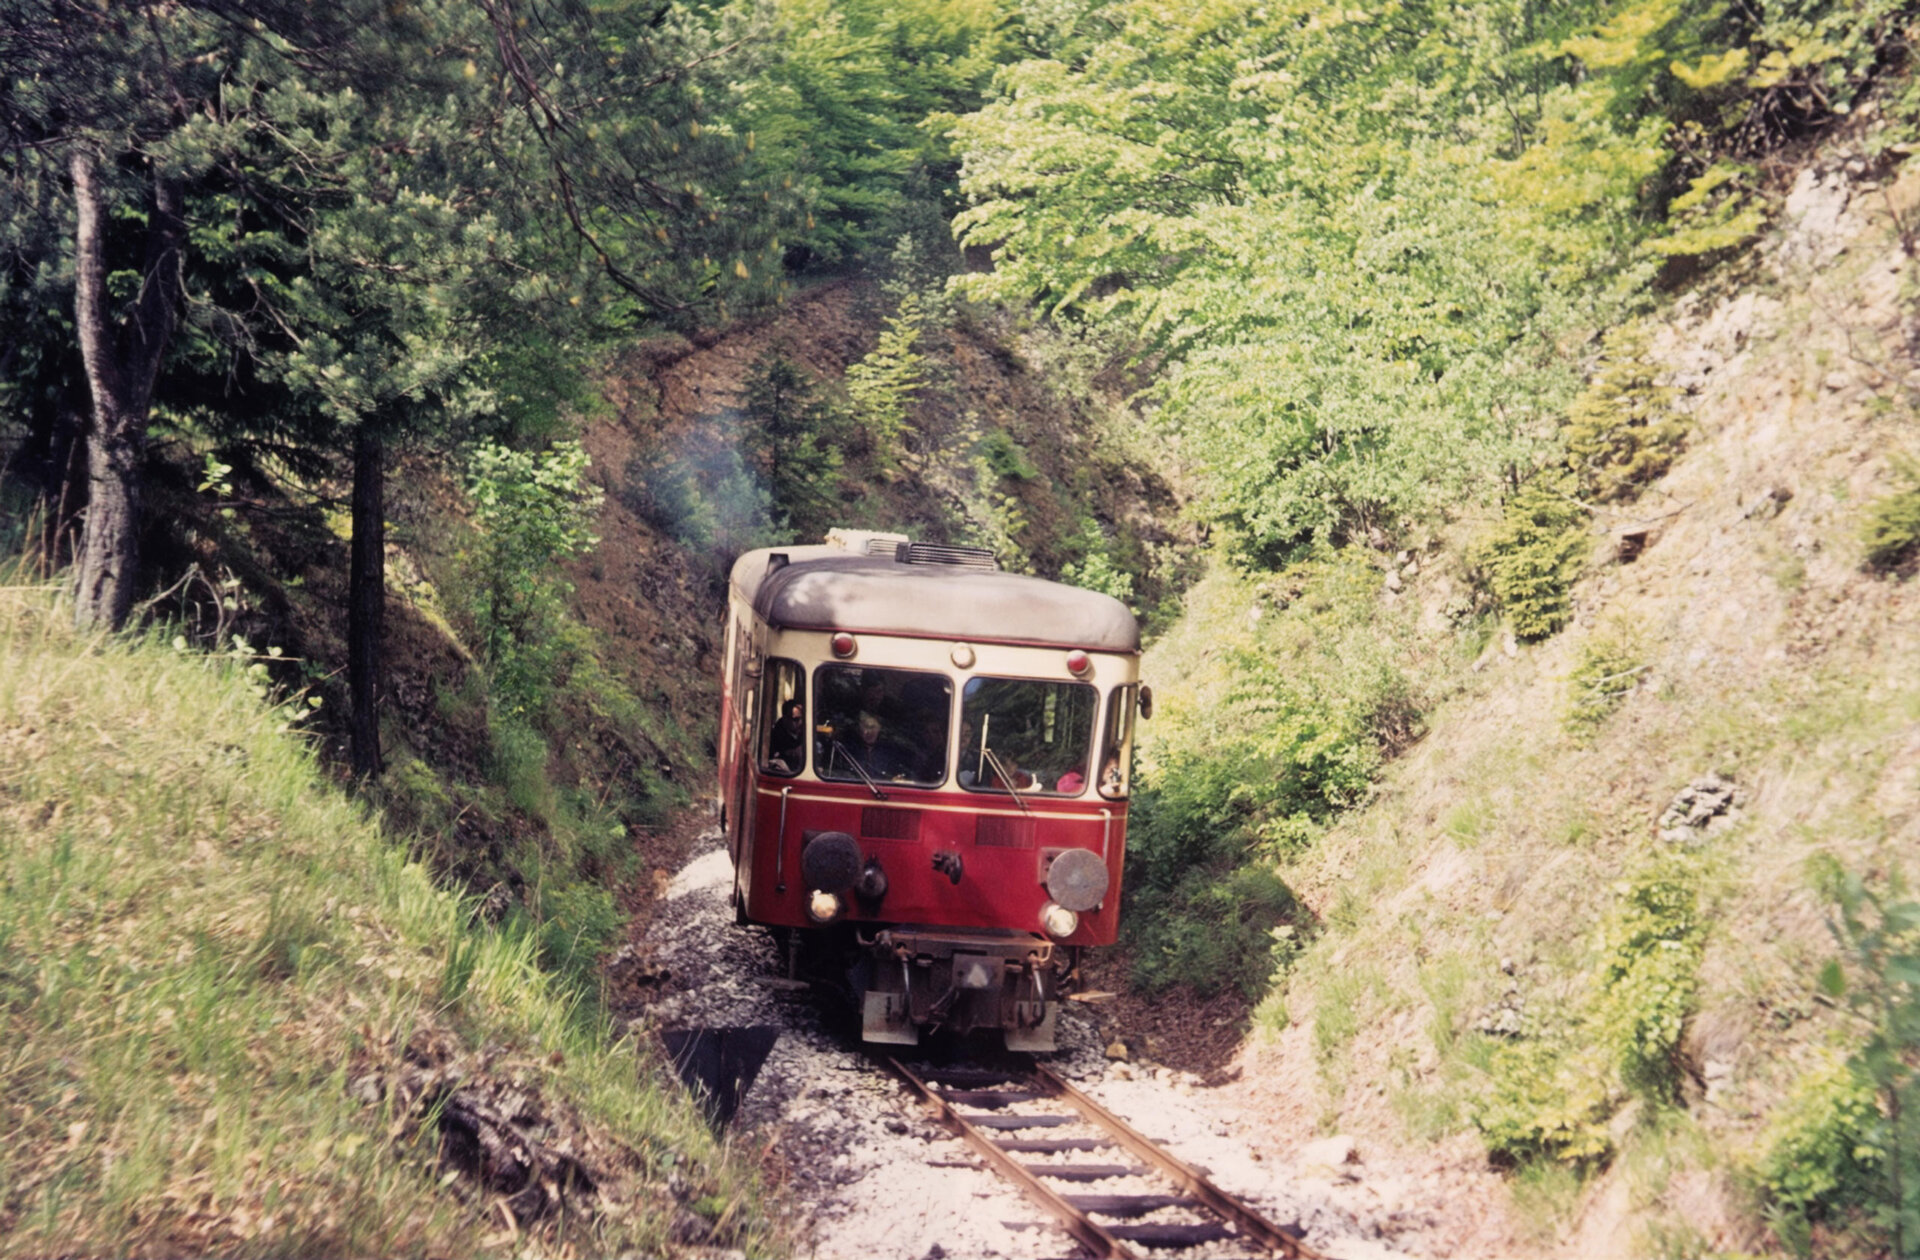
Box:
[1040,901,1079,939]
[1045,847,1110,912]
[807,890,844,923]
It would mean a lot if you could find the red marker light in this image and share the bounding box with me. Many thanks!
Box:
[1066,649,1091,676]
[831,632,857,658]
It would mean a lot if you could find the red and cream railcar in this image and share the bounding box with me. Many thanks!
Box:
[718,529,1144,1050]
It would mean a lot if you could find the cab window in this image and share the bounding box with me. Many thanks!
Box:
[760,659,806,777]
[958,676,1097,796]
[814,664,951,786]
[1097,684,1135,798]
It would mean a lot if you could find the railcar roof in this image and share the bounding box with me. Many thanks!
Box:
[729,544,1140,652]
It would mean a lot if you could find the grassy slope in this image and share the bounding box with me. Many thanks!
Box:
[0,578,772,1258]
[1139,154,1920,1252]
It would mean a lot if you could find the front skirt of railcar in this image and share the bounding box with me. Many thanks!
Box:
[855,926,1071,1052]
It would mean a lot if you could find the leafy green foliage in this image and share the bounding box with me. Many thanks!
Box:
[1477,1035,1617,1166]
[944,0,1897,562]
[737,0,1015,265]
[1597,872,1703,1097]
[444,433,639,983]
[1473,864,1703,1165]
[1477,322,1687,641]
[1784,860,1920,1254]
[1755,1057,1886,1233]
[464,439,604,718]
[1060,545,1135,603]
[1125,557,1418,997]
[1862,457,1920,576]
[845,293,931,460]
[977,430,1040,482]
[947,0,1648,559]
[1127,862,1303,1001]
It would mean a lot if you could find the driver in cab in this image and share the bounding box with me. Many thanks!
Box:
[846,711,911,779]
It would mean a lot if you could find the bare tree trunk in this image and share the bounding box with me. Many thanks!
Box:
[349,424,386,779]
[69,149,181,630]
[73,422,143,626]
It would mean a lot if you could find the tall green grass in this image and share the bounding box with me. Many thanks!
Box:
[0,576,773,1257]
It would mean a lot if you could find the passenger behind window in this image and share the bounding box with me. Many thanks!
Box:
[847,711,912,778]
[767,699,806,773]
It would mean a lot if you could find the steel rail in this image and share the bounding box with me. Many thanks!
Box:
[884,1056,1142,1260]
[1033,1062,1330,1260]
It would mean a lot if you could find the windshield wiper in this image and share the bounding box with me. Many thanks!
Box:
[826,740,888,801]
[980,745,1031,815]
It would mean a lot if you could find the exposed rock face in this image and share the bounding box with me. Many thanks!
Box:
[1657,774,1746,845]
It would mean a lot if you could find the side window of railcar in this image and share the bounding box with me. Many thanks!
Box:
[813,664,952,786]
[958,676,1097,796]
[760,659,806,777]
[1098,684,1135,799]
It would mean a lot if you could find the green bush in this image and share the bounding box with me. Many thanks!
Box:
[488,713,555,819]
[1479,323,1689,642]
[1595,871,1701,1099]
[978,430,1041,482]
[1862,457,1920,575]
[1564,627,1646,736]
[1564,323,1686,504]
[1780,860,1920,1253]
[524,872,624,984]
[1471,864,1702,1165]
[1126,862,1304,1001]
[1123,555,1413,1000]
[844,293,929,459]
[465,438,604,718]
[1755,1058,1885,1227]
[1060,539,1136,603]
[1475,477,1591,641]
[1476,1036,1615,1166]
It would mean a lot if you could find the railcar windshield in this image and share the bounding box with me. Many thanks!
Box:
[958,676,1098,796]
[814,664,952,786]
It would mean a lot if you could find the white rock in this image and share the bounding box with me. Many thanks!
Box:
[1299,1134,1359,1167]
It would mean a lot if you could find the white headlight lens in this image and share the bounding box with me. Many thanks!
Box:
[807,890,843,923]
[1040,902,1079,938]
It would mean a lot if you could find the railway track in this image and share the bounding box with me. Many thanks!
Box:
[884,1056,1332,1260]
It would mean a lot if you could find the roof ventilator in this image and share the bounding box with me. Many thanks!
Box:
[894,541,1000,570]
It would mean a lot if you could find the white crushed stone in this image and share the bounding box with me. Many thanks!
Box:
[619,824,1439,1259]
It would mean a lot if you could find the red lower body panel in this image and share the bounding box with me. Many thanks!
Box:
[733,779,1125,947]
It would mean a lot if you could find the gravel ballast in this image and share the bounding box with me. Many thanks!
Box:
[614,826,1444,1259]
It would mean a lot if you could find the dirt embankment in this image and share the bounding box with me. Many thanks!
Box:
[1207,142,1920,1256]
